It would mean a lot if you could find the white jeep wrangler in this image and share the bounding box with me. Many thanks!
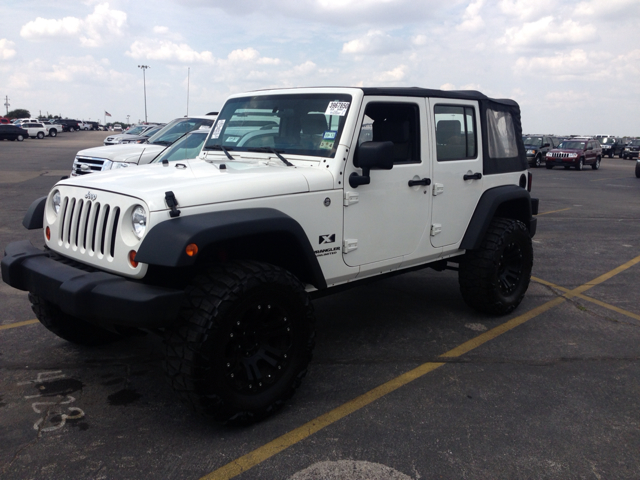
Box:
[2,87,538,424]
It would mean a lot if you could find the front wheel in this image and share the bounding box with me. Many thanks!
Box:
[592,157,601,170]
[545,164,553,169]
[534,155,541,168]
[164,260,315,425]
[29,293,124,346]
[635,162,640,178]
[459,218,533,315]
[576,158,584,170]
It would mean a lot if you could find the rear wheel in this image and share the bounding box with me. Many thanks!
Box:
[16,134,24,141]
[164,260,315,425]
[635,162,640,178]
[49,129,57,137]
[37,131,44,139]
[29,293,124,346]
[459,218,533,315]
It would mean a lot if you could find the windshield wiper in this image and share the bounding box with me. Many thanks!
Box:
[204,144,235,160]
[247,147,293,167]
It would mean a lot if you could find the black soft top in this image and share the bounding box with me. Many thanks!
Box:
[360,87,518,108]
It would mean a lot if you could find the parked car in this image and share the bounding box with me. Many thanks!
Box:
[599,137,625,158]
[103,124,160,145]
[0,124,28,141]
[545,137,602,170]
[22,122,48,139]
[118,125,164,144]
[622,139,640,159]
[58,119,81,132]
[0,117,10,124]
[113,124,123,132]
[151,127,210,163]
[71,114,217,176]
[522,135,559,167]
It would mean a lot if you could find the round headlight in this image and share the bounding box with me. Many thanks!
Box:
[52,190,61,214]
[112,162,131,170]
[132,205,147,239]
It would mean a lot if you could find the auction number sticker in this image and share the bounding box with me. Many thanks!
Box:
[325,101,350,117]
[211,119,225,139]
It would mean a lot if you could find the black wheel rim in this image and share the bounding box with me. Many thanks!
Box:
[223,300,294,394]
[498,241,523,295]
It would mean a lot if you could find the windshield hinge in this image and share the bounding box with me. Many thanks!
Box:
[343,191,359,206]
[165,191,181,218]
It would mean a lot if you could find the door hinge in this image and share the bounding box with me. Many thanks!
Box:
[343,238,358,253]
[430,224,442,236]
[432,183,444,196]
[344,191,359,206]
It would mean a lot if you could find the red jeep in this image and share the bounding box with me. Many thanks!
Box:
[545,137,602,171]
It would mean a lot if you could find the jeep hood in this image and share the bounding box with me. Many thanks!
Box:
[76,144,166,164]
[58,159,334,211]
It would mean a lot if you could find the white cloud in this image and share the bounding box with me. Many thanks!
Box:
[375,65,406,83]
[412,35,428,46]
[514,49,608,79]
[342,30,407,55]
[126,39,215,63]
[153,26,170,34]
[20,3,127,47]
[574,0,640,17]
[499,0,555,20]
[457,0,485,32]
[0,39,17,60]
[499,17,597,52]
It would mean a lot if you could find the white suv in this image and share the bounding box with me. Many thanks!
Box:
[3,87,538,425]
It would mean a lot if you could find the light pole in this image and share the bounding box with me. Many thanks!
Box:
[138,65,150,123]
[127,114,130,125]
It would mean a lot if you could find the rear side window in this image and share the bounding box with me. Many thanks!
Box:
[434,105,477,161]
[485,108,518,158]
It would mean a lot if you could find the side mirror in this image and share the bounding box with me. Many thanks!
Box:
[350,141,394,188]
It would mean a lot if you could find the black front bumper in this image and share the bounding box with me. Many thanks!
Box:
[1,241,184,329]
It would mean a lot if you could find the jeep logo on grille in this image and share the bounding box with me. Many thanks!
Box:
[85,191,97,201]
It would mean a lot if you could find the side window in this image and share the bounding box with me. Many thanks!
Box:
[434,105,477,161]
[357,102,420,164]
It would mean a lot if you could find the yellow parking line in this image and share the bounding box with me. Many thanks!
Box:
[0,319,39,331]
[532,276,640,321]
[202,254,640,480]
[537,207,571,216]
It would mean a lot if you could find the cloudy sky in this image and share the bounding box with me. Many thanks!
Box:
[1,0,638,135]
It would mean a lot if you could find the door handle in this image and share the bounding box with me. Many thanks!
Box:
[463,172,482,181]
[408,177,431,187]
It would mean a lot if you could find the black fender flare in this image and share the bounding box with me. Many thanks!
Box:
[23,196,47,230]
[135,208,327,289]
[460,186,537,251]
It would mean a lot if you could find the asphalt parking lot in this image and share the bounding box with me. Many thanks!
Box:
[1,132,639,479]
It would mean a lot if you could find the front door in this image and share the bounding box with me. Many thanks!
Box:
[342,97,433,268]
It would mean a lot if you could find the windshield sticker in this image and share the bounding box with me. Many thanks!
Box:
[323,131,337,140]
[319,138,335,150]
[211,119,225,139]
[226,136,240,143]
[325,101,350,117]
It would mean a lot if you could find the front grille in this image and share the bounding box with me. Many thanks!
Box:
[549,152,573,158]
[58,195,120,259]
[72,156,111,176]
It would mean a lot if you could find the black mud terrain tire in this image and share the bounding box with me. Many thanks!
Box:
[164,260,315,425]
[29,293,124,346]
[458,218,533,315]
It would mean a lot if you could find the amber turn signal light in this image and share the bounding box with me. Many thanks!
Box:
[128,250,139,268]
[185,244,199,257]
[45,227,51,241]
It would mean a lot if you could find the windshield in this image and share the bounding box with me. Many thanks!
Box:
[147,117,215,146]
[630,140,640,146]
[124,125,146,135]
[558,141,586,149]
[141,126,162,137]
[152,130,209,163]
[600,138,616,144]
[523,137,542,147]
[203,93,352,159]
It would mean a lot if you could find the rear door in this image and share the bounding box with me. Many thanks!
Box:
[429,99,484,249]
